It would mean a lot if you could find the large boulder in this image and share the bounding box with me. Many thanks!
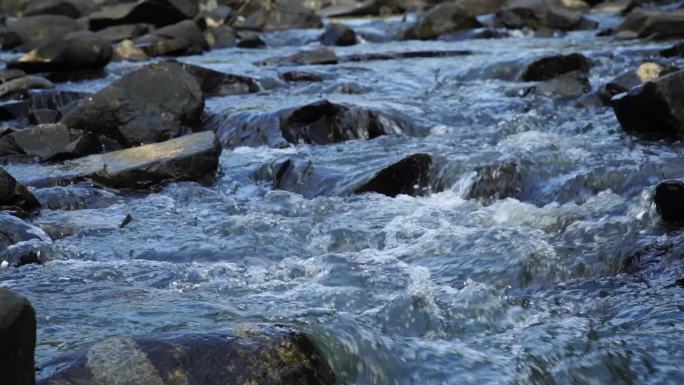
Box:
[0,168,40,213]
[611,70,684,136]
[261,153,432,198]
[133,20,209,57]
[494,0,598,31]
[0,287,36,385]
[13,131,221,189]
[227,0,323,31]
[212,100,419,148]
[7,31,112,73]
[408,3,482,40]
[60,62,204,147]
[38,325,335,385]
[615,8,684,39]
[0,15,84,51]
[89,0,199,30]
[654,179,684,224]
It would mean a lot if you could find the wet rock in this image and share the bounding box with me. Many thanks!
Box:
[615,8,684,39]
[35,207,131,239]
[661,41,684,57]
[654,179,684,224]
[0,90,86,128]
[0,69,26,83]
[0,168,40,213]
[611,70,684,136]
[263,153,432,198]
[519,53,591,81]
[15,131,221,189]
[342,49,472,62]
[38,325,334,385]
[173,61,260,96]
[494,0,598,31]
[451,0,507,16]
[236,31,267,48]
[33,183,121,211]
[89,0,199,30]
[227,0,323,31]
[96,24,151,43]
[0,76,54,100]
[0,212,52,266]
[408,3,482,40]
[321,23,358,46]
[282,71,325,82]
[7,31,113,73]
[0,123,98,161]
[319,0,380,18]
[526,71,592,97]
[596,62,679,105]
[205,26,237,48]
[24,0,83,18]
[260,47,338,66]
[0,287,36,385]
[0,15,84,51]
[466,161,522,204]
[134,20,209,57]
[113,39,149,61]
[60,62,204,147]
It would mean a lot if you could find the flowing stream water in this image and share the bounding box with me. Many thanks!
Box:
[2,12,684,385]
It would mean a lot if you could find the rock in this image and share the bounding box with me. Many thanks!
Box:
[0,168,40,213]
[236,32,266,48]
[596,62,679,105]
[0,212,52,266]
[260,47,338,66]
[0,76,54,99]
[655,179,684,223]
[527,70,591,97]
[341,49,472,62]
[60,62,204,147]
[319,0,380,18]
[96,24,151,43]
[519,53,592,81]
[38,325,334,385]
[408,3,482,40]
[661,41,684,57]
[615,8,684,39]
[133,20,209,57]
[33,183,121,211]
[89,0,199,30]
[494,0,598,31]
[466,161,521,204]
[321,23,358,46]
[14,131,221,189]
[205,26,236,48]
[0,90,86,128]
[35,207,131,239]
[451,0,507,16]
[24,0,83,18]
[611,70,684,136]
[172,61,260,96]
[0,287,36,385]
[0,69,26,83]
[227,0,323,31]
[281,71,325,82]
[213,99,418,148]
[0,123,98,161]
[7,31,113,73]
[113,39,149,61]
[263,153,432,198]
[0,15,84,51]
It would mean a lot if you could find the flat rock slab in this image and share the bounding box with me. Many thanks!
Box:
[13,131,221,189]
[38,324,335,385]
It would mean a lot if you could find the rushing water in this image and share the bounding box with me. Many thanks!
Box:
[3,13,684,385]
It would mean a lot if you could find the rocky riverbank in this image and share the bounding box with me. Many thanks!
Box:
[2,0,684,384]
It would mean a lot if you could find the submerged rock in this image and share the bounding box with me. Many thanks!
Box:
[263,153,432,198]
[227,0,323,31]
[38,325,335,385]
[466,161,522,204]
[213,100,419,148]
[133,20,209,57]
[0,15,84,51]
[408,3,482,40]
[321,23,358,46]
[60,62,204,147]
[89,0,199,30]
[0,287,36,385]
[16,131,221,189]
[260,47,338,66]
[615,8,684,39]
[0,168,40,213]
[611,70,684,136]
[7,31,112,73]
[655,179,684,224]
[0,212,52,266]
[281,71,325,82]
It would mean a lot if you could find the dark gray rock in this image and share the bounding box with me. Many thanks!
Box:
[321,23,358,46]
[33,183,121,211]
[0,168,40,213]
[661,41,684,57]
[227,0,323,31]
[0,123,98,161]
[0,90,86,128]
[341,49,472,63]
[519,53,592,81]
[173,61,260,96]
[7,31,113,73]
[0,15,84,51]
[0,76,54,99]
[38,325,335,385]
[60,62,204,147]
[319,0,380,18]
[596,62,679,106]
[611,70,684,136]
[655,179,684,223]
[408,3,482,40]
[0,212,52,266]
[0,287,36,385]
[236,31,267,48]
[89,0,199,30]
[133,20,209,57]
[260,47,338,66]
[616,8,684,39]
[494,0,598,31]
[281,71,325,82]
[24,0,83,18]
[526,71,592,97]
[13,131,221,189]
[205,26,237,49]
[96,24,151,43]
[466,161,521,204]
